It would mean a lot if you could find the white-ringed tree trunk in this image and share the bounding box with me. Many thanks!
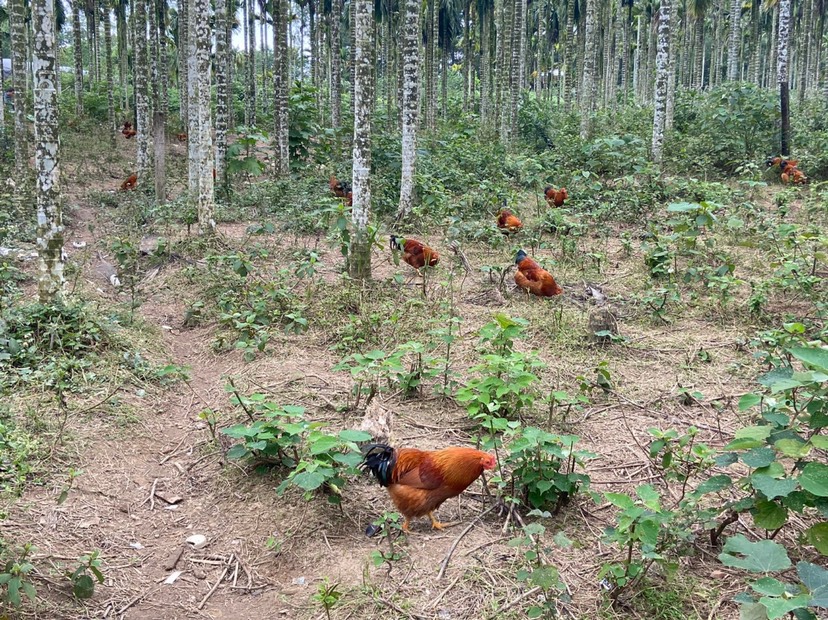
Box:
[651,0,671,164]
[135,0,151,181]
[396,0,421,220]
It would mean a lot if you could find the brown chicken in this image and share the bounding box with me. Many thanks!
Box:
[177,133,187,142]
[120,173,137,191]
[362,444,496,532]
[390,235,439,271]
[766,156,808,184]
[121,121,137,139]
[514,249,563,297]
[544,186,568,207]
[497,209,523,234]
[329,175,352,199]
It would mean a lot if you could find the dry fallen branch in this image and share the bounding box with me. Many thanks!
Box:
[437,504,497,580]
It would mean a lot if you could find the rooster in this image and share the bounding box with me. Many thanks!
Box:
[544,186,568,207]
[497,209,523,234]
[121,121,137,139]
[329,175,352,199]
[120,173,137,191]
[766,156,808,184]
[390,235,439,271]
[177,133,187,142]
[361,444,496,532]
[514,249,562,297]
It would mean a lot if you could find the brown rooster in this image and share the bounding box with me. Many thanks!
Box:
[177,133,187,142]
[766,156,808,184]
[361,443,496,532]
[121,121,137,139]
[497,209,523,234]
[514,249,562,297]
[544,186,568,207]
[120,173,137,191]
[390,235,439,271]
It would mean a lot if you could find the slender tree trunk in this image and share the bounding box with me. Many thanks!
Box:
[33,0,65,303]
[518,0,527,91]
[194,0,214,232]
[159,0,169,117]
[118,3,128,114]
[260,12,268,116]
[563,0,575,109]
[103,2,115,144]
[652,0,671,163]
[463,0,470,112]
[215,0,229,185]
[179,0,189,126]
[429,0,438,129]
[633,14,641,101]
[0,37,5,135]
[349,0,356,115]
[397,0,421,219]
[187,0,198,196]
[72,0,85,114]
[665,1,678,130]
[135,0,151,180]
[349,0,374,280]
[331,0,342,127]
[149,0,160,112]
[480,11,490,124]
[248,0,256,125]
[778,0,790,155]
[226,2,234,124]
[580,0,597,139]
[154,110,166,202]
[693,17,704,89]
[273,0,290,175]
[727,0,740,80]
[509,0,523,142]
[10,0,29,187]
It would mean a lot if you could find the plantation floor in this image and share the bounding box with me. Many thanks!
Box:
[2,134,811,620]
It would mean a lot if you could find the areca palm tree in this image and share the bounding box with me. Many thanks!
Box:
[689,0,710,88]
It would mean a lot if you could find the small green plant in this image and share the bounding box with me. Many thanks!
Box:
[0,543,37,609]
[198,408,221,443]
[313,579,342,620]
[369,512,407,572]
[68,551,105,600]
[646,427,715,504]
[110,237,142,321]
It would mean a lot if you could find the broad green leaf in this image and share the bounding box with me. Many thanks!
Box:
[751,577,786,597]
[604,493,634,509]
[73,574,96,599]
[739,602,769,620]
[309,435,340,455]
[636,484,661,511]
[225,444,249,461]
[774,439,811,458]
[719,535,791,573]
[797,561,828,607]
[760,594,809,619]
[751,474,798,500]
[805,523,828,555]
[758,367,793,389]
[742,447,776,469]
[291,470,327,491]
[790,347,828,372]
[338,429,372,442]
[696,474,733,494]
[739,393,762,411]
[752,499,788,530]
[799,463,828,497]
[811,436,828,450]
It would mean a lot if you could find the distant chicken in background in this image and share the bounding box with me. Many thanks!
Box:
[544,186,568,207]
[514,249,563,297]
[497,209,523,234]
[121,121,136,139]
[177,133,187,142]
[120,173,137,191]
[766,156,808,184]
[361,443,496,533]
[390,235,439,272]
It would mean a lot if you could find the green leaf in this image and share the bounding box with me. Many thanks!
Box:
[790,347,828,372]
[801,523,828,556]
[719,535,792,573]
[797,561,828,607]
[751,474,798,500]
[739,602,769,620]
[338,429,372,442]
[604,493,634,509]
[225,444,250,461]
[696,475,733,494]
[636,484,661,511]
[774,438,811,458]
[73,574,96,599]
[752,499,788,530]
[309,435,340,455]
[739,393,762,411]
[742,447,776,469]
[800,463,828,497]
[21,580,36,601]
[291,470,327,491]
[751,577,786,597]
[811,436,828,450]
[759,594,809,619]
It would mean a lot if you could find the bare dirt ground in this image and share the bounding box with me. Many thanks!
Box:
[3,135,801,620]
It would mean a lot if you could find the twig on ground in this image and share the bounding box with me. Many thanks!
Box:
[197,563,230,610]
[486,586,542,619]
[117,585,155,615]
[438,504,497,579]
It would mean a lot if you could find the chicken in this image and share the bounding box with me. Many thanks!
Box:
[514,249,563,297]
[544,186,568,207]
[390,235,439,271]
[120,173,137,191]
[121,121,136,139]
[361,443,496,532]
[177,133,187,142]
[497,209,523,234]
[766,156,808,184]
[329,175,352,199]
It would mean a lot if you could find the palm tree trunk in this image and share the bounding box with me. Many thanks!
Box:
[480,10,490,123]
[331,0,342,127]
[397,0,421,219]
[194,0,214,232]
[273,0,290,175]
[666,1,678,129]
[247,0,256,125]
[149,0,160,112]
[693,17,704,89]
[563,0,575,109]
[463,0,471,112]
[103,1,115,144]
[580,0,597,139]
[135,0,151,180]
[72,0,84,114]
[778,0,790,155]
[349,0,374,280]
[215,0,229,186]
[117,1,128,114]
[179,0,188,127]
[509,0,523,142]
[159,0,169,117]
[652,0,671,163]
[429,0,438,129]
[727,0,740,80]
[10,0,29,187]
[349,0,356,115]
[33,0,65,302]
